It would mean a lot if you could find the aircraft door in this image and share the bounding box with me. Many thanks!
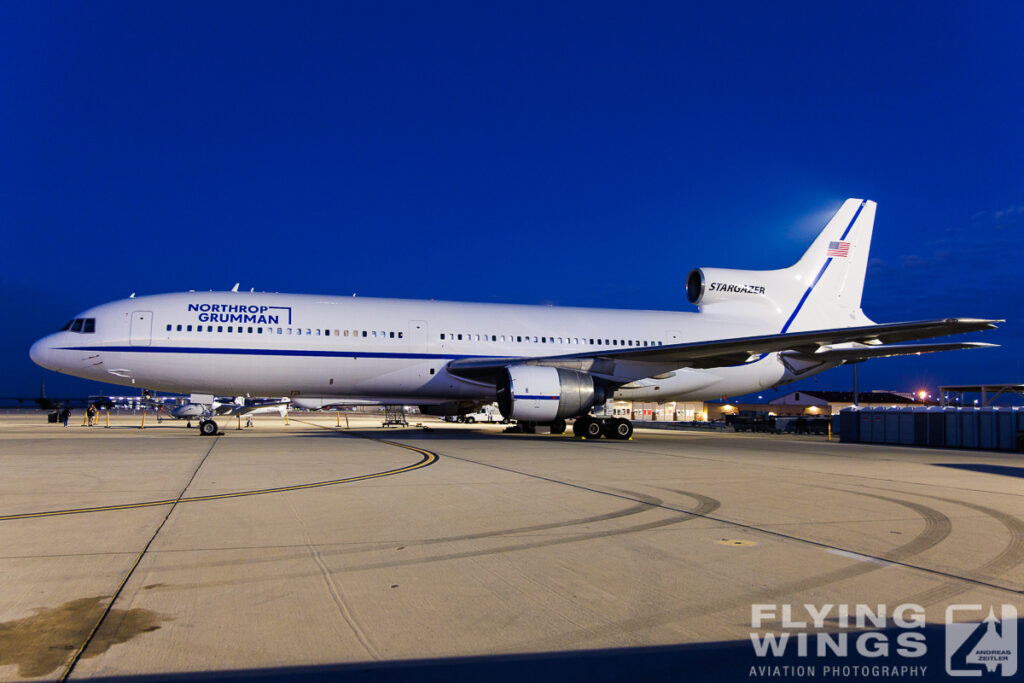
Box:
[409,320,428,354]
[130,310,153,346]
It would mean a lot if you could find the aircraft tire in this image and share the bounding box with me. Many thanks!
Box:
[199,419,218,436]
[579,417,603,439]
[549,418,566,435]
[609,418,633,440]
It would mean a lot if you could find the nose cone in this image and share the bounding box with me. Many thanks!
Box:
[29,336,54,370]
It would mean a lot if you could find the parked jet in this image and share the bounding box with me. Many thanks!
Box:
[30,199,999,438]
[157,396,289,423]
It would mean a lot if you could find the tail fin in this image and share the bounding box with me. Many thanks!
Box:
[686,198,876,332]
[781,198,875,332]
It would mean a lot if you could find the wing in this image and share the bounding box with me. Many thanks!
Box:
[447,318,1001,383]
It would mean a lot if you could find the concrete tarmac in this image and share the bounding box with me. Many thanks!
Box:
[0,413,1021,681]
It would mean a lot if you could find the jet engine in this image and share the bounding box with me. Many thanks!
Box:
[686,267,780,311]
[496,366,604,422]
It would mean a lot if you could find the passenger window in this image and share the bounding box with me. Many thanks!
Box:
[218,326,224,332]
[71,319,84,332]
[187,325,193,332]
[390,331,395,338]
[533,336,538,342]
[345,330,350,337]
[316,329,321,336]
[457,334,463,340]
[277,328,282,334]
[258,327,263,334]
[516,336,522,342]
[166,324,172,331]
[398,332,403,338]
[589,339,594,345]
[333,330,339,336]
[305,329,311,335]
[227,326,233,332]
[440,333,445,340]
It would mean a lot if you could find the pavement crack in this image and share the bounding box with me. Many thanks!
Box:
[59,435,220,681]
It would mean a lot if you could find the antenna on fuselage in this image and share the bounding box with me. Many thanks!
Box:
[231,283,239,292]
[129,292,135,298]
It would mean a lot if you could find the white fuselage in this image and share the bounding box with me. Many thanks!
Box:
[30,291,826,404]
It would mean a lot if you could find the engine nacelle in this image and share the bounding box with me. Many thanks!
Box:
[686,267,779,311]
[497,366,602,422]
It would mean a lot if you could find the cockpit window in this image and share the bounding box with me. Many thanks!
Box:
[63,317,96,333]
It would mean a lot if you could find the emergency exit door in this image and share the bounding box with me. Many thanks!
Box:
[130,310,153,346]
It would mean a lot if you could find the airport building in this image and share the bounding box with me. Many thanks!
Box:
[600,389,925,423]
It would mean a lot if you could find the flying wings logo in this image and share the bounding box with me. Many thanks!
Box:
[187,303,293,325]
[946,604,1017,677]
[826,241,851,258]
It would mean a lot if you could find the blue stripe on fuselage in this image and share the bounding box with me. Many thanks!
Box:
[55,345,507,361]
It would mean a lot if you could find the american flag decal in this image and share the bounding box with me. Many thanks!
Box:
[826,241,850,257]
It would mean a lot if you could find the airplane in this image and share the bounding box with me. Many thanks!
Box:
[155,396,290,424]
[29,199,1000,439]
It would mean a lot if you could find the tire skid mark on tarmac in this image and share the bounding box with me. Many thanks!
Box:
[423,441,1024,594]
[513,487,959,652]
[124,488,719,588]
[0,432,438,522]
[332,488,715,573]
[841,484,1024,606]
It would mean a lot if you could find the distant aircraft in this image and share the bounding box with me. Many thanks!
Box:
[156,396,289,423]
[30,199,1000,439]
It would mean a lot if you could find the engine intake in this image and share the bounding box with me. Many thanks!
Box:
[497,366,602,422]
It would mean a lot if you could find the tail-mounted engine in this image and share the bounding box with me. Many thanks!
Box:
[497,366,604,422]
[686,267,780,313]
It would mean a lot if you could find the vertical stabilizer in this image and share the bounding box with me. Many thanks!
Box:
[780,198,875,332]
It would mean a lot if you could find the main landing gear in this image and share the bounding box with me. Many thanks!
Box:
[512,416,632,439]
[199,419,219,436]
[572,416,633,440]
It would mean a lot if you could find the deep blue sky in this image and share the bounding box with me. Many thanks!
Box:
[2,1,1021,400]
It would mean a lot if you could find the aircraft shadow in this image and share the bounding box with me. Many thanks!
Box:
[932,463,1024,478]
[71,621,1017,682]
